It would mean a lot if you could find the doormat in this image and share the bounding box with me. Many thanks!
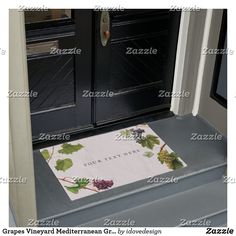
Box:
[40,124,187,201]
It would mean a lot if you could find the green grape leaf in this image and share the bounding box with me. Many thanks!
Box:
[171,158,184,170]
[58,143,84,154]
[65,178,90,194]
[157,150,168,163]
[75,178,90,188]
[65,185,79,194]
[157,150,183,170]
[55,158,73,172]
[137,138,147,148]
[169,152,178,158]
[143,151,154,158]
[137,134,160,150]
[120,129,132,138]
[41,149,50,161]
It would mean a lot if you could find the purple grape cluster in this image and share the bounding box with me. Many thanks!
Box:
[131,128,145,141]
[93,179,114,190]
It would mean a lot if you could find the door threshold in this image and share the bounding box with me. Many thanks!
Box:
[33,109,173,150]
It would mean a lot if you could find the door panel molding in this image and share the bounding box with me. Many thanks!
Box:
[28,10,93,139]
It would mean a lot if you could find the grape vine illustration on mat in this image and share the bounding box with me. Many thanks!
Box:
[157,144,183,170]
[40,142,114,195]
[120,126,184,170]
[40,126,184,196]
[119,127,160,150]
[58,177,114,194]
[40,142,84,171]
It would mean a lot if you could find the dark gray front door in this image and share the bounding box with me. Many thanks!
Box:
[94,10,181,124]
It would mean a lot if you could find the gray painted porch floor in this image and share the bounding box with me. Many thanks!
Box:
[33,114,227,227]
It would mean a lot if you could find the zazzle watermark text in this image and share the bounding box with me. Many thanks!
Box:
[94,5,125,11]
[170,5,200,12]
[0,177,27,184]
[50,47,82,55]
[203,47,234,55]
[38,133,70,141]
[179,218,211,227]
[104,218,135,227]
[82,90,114,98]
[126,47,158,55]
[27,218,59,227]
[158,90,190,98]
[8,90,38,98]
[190,133,222,141]
[147,176,178,184]
[18,5,48,12]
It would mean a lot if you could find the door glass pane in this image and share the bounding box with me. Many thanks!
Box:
[25,9,71,24]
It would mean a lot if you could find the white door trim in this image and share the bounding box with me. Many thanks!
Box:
[192,9,213,115]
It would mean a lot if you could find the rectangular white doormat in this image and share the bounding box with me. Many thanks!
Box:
[40,124,187,201]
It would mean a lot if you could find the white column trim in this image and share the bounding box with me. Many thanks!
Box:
[9,10,37,226]
[170,11,191,114]
[192,9,213,116]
